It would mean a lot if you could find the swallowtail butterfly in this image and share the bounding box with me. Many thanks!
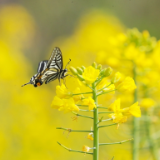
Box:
[22,47,70,87]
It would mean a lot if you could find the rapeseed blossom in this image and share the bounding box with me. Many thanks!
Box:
[56,83,72,99]
[116,77,136,93]
[51,96,79,112]
[51,11,158,159]
[56,62,139,159]
[108,98,141,124]
[82,66,100,84]
[111,72,122,84]
[82,97,96,111]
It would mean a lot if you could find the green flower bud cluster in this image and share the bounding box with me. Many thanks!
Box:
[127,28,156,53]
[70,62,113,85]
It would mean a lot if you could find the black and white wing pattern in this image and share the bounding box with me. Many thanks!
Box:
[40,47,63,84]
[37,60,48,73]
[46,47,63,70]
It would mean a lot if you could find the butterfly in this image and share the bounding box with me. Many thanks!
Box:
[22,47,71,87]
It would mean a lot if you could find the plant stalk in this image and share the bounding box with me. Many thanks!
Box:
[92,83,99,160]
[57,142,93,155]
[56,127,93,132]
[99,138,133,146]
[144,109,159,160]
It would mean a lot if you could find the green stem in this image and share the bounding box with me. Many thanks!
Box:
[56,127,93,132]
[97,89,116,96]
[98,123,117,128]
[86,84,93,90]
[57,142,93,155]
[97,83,112,92]
[79,109,94,112]
[72,111,93,119]
[144,109,159,160]
[99,138,133,146]
[95,77,103,87]
[72,92,93,96]
[98,112,113,114]
[77,105,88,107]
[97,118,112,124]
[92,82,99,160]
[132,64,139,160]
[97,107,108,109]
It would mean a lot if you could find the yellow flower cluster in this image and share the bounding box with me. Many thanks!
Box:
[51,83,80,112]
[51,82,97,112]
[108,98,141,124]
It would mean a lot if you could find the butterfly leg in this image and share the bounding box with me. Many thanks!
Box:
[66,74,75,78]
[58,78,61,85]
[63,75,68,88]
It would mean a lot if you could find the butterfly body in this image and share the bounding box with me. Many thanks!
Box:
[22,47,69,87]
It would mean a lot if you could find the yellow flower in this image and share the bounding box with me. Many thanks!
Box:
[108,98,121,112]
[111,72,122,84]
[82,145,90,152]
[51,96,79,112]
[108,98,141,124]
[140,98,156,109]
[103,84,115,93]
[117,77,136,93]
[122,102,141,117]
[51,96,64,109]
[97,78,108,90]
[109,113,127,123]
[97,78,115,94]
[87,133,93,141]
[82,97,96,111]
[56,83,72,99]
[62,98,79,112]
[73,87,84,103]
[82,66,100,84]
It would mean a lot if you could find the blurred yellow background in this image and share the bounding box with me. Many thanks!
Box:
[0,1,160,160]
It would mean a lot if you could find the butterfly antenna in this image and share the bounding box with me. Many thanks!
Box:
[65,59,71,69]
[67,74,76,78]
[21,82,31,87]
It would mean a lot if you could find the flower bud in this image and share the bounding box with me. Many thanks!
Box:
[76,67,83,75]
[81,66,85,71]
[104,67,113,77]
[77,74,84,81]
[69,66,78,75]
[99,68,106,76]
[97,64,102,70]
[111,72,121,84]
[92,62,97,68]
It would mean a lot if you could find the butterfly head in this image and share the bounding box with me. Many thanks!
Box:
[34,79,43,87]
[61,68,68,79]
[22,74,43,87]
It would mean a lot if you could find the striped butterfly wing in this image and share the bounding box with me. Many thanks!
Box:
[37,60,48,73]
[46,47,63,70]
[40,47,63,84]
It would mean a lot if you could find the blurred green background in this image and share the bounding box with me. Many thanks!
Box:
[0,0,160,160]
